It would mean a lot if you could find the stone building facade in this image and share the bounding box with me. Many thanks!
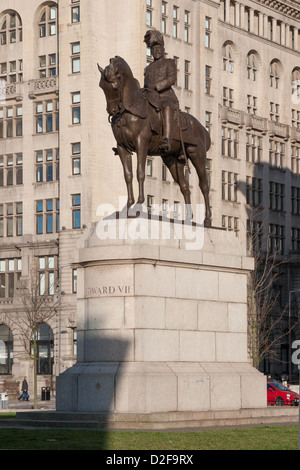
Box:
[0,0,299,398]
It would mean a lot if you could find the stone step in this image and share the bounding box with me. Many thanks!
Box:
[10,407,299,430]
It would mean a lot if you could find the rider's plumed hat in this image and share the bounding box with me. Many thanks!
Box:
[144,30,164,49]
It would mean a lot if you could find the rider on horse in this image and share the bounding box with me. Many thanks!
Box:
[144,30,179,153]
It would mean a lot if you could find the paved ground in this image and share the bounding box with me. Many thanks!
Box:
[0,398,56,412]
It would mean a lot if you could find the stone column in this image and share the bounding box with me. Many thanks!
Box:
[263,14,269,39]
[240,3,245,30]
[272,18,277,42]
[258,12,264,37]
[225,0,231,23]
[280,22,286,46]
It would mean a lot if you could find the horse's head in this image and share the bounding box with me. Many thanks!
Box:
[98,57,146,119]
[98,59,123,117]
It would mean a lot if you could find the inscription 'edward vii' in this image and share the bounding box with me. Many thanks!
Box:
[85,285,131,297]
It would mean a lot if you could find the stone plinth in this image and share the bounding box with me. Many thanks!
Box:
[56,218,266,413]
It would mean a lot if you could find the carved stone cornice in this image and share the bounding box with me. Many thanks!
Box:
[252,0,300,20]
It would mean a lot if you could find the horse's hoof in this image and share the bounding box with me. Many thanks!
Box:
[204,218,212,228]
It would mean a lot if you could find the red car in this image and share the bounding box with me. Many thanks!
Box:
[267,381,299,406]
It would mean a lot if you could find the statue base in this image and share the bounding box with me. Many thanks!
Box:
[56,219,266,413]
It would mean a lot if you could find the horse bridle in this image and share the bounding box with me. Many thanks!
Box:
[103,65,124,121]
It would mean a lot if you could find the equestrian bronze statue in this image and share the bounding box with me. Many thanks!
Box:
[98,30,212,227]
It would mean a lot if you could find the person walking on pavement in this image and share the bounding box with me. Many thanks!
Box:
[18,376,29,401]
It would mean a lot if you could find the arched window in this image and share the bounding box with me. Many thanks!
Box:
[0,324,13,375]
[291,67,300,100]
[270,60,280,89]
[222,43,234,72]
[0,11,22,45]
[247,52,258,81]
[38,4,57,38]
[31,323,54,375]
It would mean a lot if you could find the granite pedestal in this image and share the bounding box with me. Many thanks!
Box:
[56,216,266,413]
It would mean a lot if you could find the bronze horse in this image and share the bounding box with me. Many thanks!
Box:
[98,56,212,227]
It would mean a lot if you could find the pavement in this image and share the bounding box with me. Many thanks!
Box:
[0,397,56,412]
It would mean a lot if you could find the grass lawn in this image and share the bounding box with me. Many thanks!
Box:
[0,419,298,450]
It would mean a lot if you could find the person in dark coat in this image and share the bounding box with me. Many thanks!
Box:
[18,376,29,401]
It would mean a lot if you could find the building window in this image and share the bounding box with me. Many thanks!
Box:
[0,153,23,187]
[147,195,154,213]
[146,158,153,177]
[223,87,234,108]
[32,323,54,375]
[173,56,179,86]
[291,68,300,100]
[291,110,300,129]
[268,224,284,254]
[222,44,234,72]
[205,17,211,48]
[72,142,81,175]
[291,186,300,215]
[162,163,167,181]
[72,92,81,124]
[269,182,284,212]
[71,42,80,74]
[0,105,22,138]
[39,5,57,37]
[72,327,77,355]
[269,139,284,168]
[246,177,262,206]
[222,171,238,202]
[162,1,167,34]
[206,159,212,189]
[246,134,262,163]
[162,199,168,214]
[222,215,239,237]
[35,199,59,234]
[247,53,257,81]
[0,11,22,45]
[247,219,262,253]
[71,4,80,23]
[39,54,56,77]
[35,99,59,134]
[184,10,190,42]
[38,256,57,296]
[270,60,280,88]
[291,145,300,174]
[0,59,22,83]
[270,102,280,122]
[291,228,300,252]
[184,60,190,90]
[205,111,212,135]
[205,66,212,95]
[72,194,81,229]
[221,126,238,158]
[0,258,22,298]
[146,0,152,26]
[173,6,179,38]
[0,325,13,375]
[0,202,22,238]
[247,95,257,115]
[35,148,59,183]
[72,268,78,293]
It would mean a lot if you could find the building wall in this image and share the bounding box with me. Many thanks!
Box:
[0,0,299,397]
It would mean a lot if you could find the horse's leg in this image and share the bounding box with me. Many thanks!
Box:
[186,143,212,227]
[118,145,135,209]
[164,158,193,221]
[136,140,148,205]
